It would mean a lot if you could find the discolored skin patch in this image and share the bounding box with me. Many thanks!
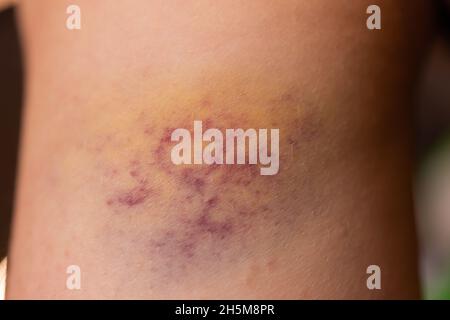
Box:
[99,88,323,279]
[106,160,154,208]
[115,185,151,207]
[148,195,239,265]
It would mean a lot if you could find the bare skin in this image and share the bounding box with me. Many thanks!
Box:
[7,0,431,299]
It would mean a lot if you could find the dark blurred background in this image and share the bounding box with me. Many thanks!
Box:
[0,4,450,299]
[0,7,22,264]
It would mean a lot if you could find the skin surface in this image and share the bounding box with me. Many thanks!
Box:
[0,0,15,11]
[7,0,431,298]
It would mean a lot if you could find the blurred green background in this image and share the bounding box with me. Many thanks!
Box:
[415,34,450,299]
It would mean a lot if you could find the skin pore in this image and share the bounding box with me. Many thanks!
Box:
[7,0,431,298]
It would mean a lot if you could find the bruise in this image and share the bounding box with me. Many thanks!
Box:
[153,126,177,172]
[100,89,323,279]
[180,168,206,194]
[148,194,237,265]
[195,195,234,241]
[195,214,233,240]
[115,184,151,207]
[106,159,154,208]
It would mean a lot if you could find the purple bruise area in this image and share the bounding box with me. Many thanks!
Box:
[106,159,153,208]
[105,113,300,273]
[116,185,151,207]
[100,91,324,279]
[150,194,236,263]
[195,195,233,240]
[114,123,266,258]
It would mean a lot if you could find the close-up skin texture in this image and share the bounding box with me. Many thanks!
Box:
[5,0,432,299]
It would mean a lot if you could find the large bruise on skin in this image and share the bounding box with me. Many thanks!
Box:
[145,118,267,267]
[101,86,323,278]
